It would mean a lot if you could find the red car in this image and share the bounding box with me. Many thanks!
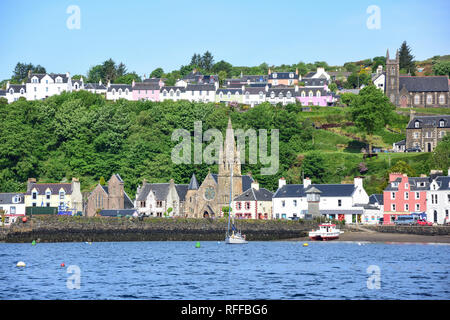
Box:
[417,219,432,226]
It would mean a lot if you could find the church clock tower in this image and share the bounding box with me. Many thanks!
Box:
[385,48,400,106]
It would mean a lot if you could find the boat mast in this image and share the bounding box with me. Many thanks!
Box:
[228,158,233,235]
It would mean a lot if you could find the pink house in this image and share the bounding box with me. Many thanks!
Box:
[383,173,428,224]
[295,86,336,106]
[132,81,161,101]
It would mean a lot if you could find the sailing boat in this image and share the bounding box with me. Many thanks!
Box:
[225,151,248,244]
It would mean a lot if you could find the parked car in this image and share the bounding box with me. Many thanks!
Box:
[405,147,421,152]
[379,217,384,225]
[417,219,432,226]
[394,215,419,225]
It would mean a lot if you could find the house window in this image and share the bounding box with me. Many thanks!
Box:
[415,121,420,128]
[118,89,122,96]
[309,91,313,97]
[156,201,162,208]
[415,192,420,199]
[282,200,285,207]
[227,92,231,99]
[286,91,292,98]
[338,199,342,207]
[405,183,409,189]
[236,202,242,210]
[32,192,37,200]
[439,94,445,105]
[405,204,409,211]
[415,204,420,211]
[413,132,419,139]
[244,202,250,210]
[59,191,65,200]
[404,192,409,200]
[32,203,36,207]
[270,92,275,99]
[440,120,445,127]
[391,204,396,211]
[316,91,321,97]
[391,192,396,200]
[46,191,51,199]
[10,206,16,214]
[176,90,180,97]
[293,200,297,207]
[426,94,432,104]
[301,91,306,98]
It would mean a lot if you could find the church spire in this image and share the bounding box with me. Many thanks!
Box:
[386,48,390,60]
[188,173,199,190]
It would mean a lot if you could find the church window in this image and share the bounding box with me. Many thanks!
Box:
[426,94,432,104]
[390,94,395,103]
[390,67,395,75]
[439,94,445,105]
[414,95,420,105]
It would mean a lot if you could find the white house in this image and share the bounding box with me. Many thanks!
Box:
[106,83,133,101]
[266,88,298,105]
[184,84,217,103]
[372,65,385,92]
[5,82,27,103]
[427,169,450,224]
[0,193,26,225]
[242,87,267,107]
[362,194,384,225]
[232,181,273,219]
[160,86,186,102]
[272,177,369,223]
[134,180,187,217]
[26,72,72,101]
[84,80,107,95]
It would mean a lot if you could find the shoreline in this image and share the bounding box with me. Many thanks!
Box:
[290,231,450,244]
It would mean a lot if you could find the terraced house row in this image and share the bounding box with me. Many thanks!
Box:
[0,68,338,107]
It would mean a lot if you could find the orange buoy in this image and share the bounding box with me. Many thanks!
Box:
[60,263,65,267]
[22,217,27,223]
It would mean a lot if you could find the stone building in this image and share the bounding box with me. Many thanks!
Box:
[405,114,450,152]
[385,49,449,108]
[85,174,134,217]
[184,118,253,218]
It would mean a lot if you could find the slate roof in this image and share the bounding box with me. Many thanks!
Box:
[124,191,134,209]
[107,84,132,92]
[186,84,216,91]
[384,177,431,191]
[26,183,74,195]
[369,194,384,205]
[273,184,356,198]
[399,76,449,92]
[242,175,254,192]
[243,87,266,95]
[266,88,299,98]
[161,86,186,93]
[233,187,273,202]
[7,84,26,93]
[143,78,165,83]
[133,82,160,90]
[136,183,170,201]
[393,139,406,146]
[0,90,6,96]
[188,174,199,190]
[433,176,450,190]
[175,184,189,201]
[217,88,243,94]
[297,88,330,97]
[0,193,24,205]
[268,72,298,80]
[303,78,328,87]
[27,73,69,83]
[85,83,107,90]
[407,116,450,129]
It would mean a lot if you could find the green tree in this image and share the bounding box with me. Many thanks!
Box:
[212,60,232,75]
[372,56,386,71]
[301,152,327,183]
[328,83,338,93]
[201,51,214,71]
[99,176,106,185]
[431,135,450,172]
[349,85,396,153]
[398,41,415,75]
[102,58,117,83]
[150,68,164,78]
[12,62,46,82]
[432,61,450,76]
[218,71,227,85]
[87,65,103,83]
[114,72,141,84]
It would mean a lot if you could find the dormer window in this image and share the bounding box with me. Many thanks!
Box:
[301,91,306,98]
[286,91,292,98]
[118,89,122,96]
[46,190,51,199]
[176,90,180,97]
[440,120,445,127]
[415,121,420,128]
[112,89,116,95]
[316,91,321,97]
[259,92,264,99]
[125,89,129,95]
[270,92,275,99]
[20,89,24,94]
[309,91,313,97]
[13,195,21,203]
[278,92,283,98]
[273,73,277,79]
[59,190,65,200]
[289,73,294,78]
[9,89,13,94]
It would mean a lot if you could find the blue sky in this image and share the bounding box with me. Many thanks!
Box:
[0,0,449,80]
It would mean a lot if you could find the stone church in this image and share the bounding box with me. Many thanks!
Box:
[385,49,449,108]
[184,118,253,218]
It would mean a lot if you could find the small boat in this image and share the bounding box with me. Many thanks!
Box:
[308,223,343,241]
[225,227,248,244]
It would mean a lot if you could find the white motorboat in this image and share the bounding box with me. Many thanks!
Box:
[309,223,344,241]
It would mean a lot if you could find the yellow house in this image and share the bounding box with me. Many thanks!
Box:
[24,178,83,214]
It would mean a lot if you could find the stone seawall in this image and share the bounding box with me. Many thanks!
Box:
[0,216,320,243]
[353,225,450,236]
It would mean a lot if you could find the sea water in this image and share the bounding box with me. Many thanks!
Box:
[0,241,448,300]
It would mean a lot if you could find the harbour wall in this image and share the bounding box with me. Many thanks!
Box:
[0,216,320,243]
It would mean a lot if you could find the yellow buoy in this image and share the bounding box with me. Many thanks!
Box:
[303,243,309,247]
[16,261,26,267]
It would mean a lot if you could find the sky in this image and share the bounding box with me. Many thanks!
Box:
[0,0,449,80]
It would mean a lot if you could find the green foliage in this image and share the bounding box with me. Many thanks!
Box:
[328,83,337,93]
[12,62,46,82]
[114,72,141,84]
[431,135,450,172]
[399,41,415,75]
[301,151,327,183]
[432,61,450,76]
[150,68,164,78]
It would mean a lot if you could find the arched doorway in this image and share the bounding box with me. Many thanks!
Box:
[400,95,407,108]
[203,211,209,218]
[427,143,432,152]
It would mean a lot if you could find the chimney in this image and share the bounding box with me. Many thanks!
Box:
[27,178,36,192]
[28,70,31,78]
[71,177,81,194]
[448,168,450,177]
[354,176,363,189]
[410,109,416,121]
[295,84,299,92]
[242,85,245,92]
[99,79,102,86]
[136,185,141,199]
[295,68,299,75]
[66,72,70,79]
[303,177,311,188]
[6,81,10,89]
[107,80,111,88]
[268,68,271,75]
[251,180,259,191]
[278,177,286,189]
[215,81,219,90]
[132,80,135,87]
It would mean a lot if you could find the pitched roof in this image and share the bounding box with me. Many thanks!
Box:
[233,187,273,202]
[175,184,189,201]
[27,73,70,83]
[407,115,450,129]
[136,183,170,201]
[269,72,298,80]
[273,184,356,198]
[161,86,186,93]
[26,183,74,195]
[188,174,199,190]
[242,175,254,192]
[433,176,450,190]
[133,82,160,90]
[0,193,24,204]
[185,84,216,91]
[399,76,449,92]
[107,84,132,92]
[369,194,384,205]
[85,83,107,90]
[7,84,26,93]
